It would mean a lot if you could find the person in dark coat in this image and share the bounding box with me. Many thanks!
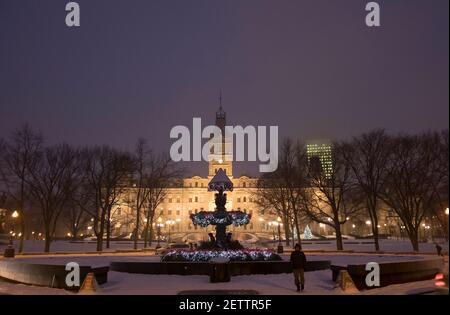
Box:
[290,243,307,292]
[435,243,443,256]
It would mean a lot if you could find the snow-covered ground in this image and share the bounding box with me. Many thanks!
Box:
[1,251,445,295]
[1,239,448,254]
[1,239,447,295]
[0,269,439,296]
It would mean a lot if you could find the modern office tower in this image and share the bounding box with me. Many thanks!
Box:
[306,140,333,179]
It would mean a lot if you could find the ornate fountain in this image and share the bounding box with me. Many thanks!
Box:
[190,168,250,248]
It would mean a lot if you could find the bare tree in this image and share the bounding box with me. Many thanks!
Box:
[255,170,293,246]
[379,133,444,251]
[343,130,391,251]
[429,130,449,240]
[132,138,152,250]
[142,152,181,248]
[0,124,42,252]
[81,146,133,251]
[254,139,309,248]
[279,139,309,248]
[301,142,363,250]
[25,144,79,252]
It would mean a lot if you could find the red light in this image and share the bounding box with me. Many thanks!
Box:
[435,281,446,287]
[435,273,444,280]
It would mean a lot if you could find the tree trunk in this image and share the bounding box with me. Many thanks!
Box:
[335,224,344,250]
[148,225,154,247]
[283,217,291,246]
[409,229,420,252]
[147,212,155,247]
[44,232,51,253]
[134,207,140,250]
[372,217,380,251]
[97,215,104,252]
[106,210,111,249]
[368,198,380,251]
[143,227,148,248]
[143,217,151,248]
[290,221,296,248]
[293,213,302,249]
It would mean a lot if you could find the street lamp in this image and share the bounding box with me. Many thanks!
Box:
[10,210,19,243]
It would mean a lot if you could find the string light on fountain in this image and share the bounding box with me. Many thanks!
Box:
[190,211,251,228]
[161,248,282,262]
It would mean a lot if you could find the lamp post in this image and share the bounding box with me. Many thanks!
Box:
[4,211,19,257]
[11,211,19,242]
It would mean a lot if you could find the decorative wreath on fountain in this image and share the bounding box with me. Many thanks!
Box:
[161,248,282,262]
[190,211,251,228]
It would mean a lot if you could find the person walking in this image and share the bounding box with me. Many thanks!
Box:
[290,243,307,292]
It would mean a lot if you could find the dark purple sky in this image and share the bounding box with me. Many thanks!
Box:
[0,0,448,176]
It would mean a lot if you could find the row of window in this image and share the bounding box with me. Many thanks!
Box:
[187,182,205,188]
[186,180,256,188]
[236,196,254,203]
[166,196,256,203]
[159,209,182,216]
[117,206,259,217]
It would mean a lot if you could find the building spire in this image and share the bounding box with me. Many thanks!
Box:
[216,90,226,127]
